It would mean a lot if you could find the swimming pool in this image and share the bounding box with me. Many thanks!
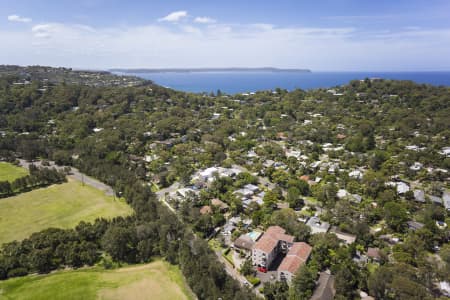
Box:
[246,231,262,241]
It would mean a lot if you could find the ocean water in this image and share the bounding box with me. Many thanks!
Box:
[117,71,450,94]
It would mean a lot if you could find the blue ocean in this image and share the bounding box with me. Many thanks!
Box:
[116,71,450,94]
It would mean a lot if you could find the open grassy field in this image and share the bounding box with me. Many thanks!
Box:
[0,260,195,300]
[0,179,133,245]
[0,162,28,182]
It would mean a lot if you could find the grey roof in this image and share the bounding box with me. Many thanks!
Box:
[444,191,450,210]
[244,184,259,192]
[351,194,362,203]
[233,234,255,250]
[407,221,424,231]
[413,190,426,202]
[428,195,442,205]
[306,216,330,234]
[311,272,335,300]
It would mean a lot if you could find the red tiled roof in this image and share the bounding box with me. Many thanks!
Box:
[200,205,212,215]
[277,242,312,274]
[253,233,279,253]
[367,247,380,259]
[299,175,310,182]
[288,242,312,262]
[278,233,295,243]
[266,226,286,236]
[254,226,294,253]
[211,198,229,209]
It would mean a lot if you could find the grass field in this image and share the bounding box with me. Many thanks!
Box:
[0,260,195,300]
[0,162,28,182]
[0,179,133,245]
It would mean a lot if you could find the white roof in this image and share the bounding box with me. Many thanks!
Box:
[337,189,348,199]
[199,167,219,178]
[306,216,330,234]
[349,170,363,179]
[244,184,259,191]
[440,281,450,295]
[386,181,410,194]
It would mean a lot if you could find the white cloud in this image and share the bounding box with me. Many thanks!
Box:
[7,14,32,23]
[194,17,216,24]
[1,21,449,71]
[158,11,188,22]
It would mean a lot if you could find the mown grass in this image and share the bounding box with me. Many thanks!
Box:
[0,162,28,182]
[0,260,195,300]
[0,179,133,245]
[208,238,225,252]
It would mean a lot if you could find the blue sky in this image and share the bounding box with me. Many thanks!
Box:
[1,0,450,70]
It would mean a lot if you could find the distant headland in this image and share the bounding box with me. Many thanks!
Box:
[110,67,312,73]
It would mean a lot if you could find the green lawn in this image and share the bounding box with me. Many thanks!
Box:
[304,196,319,205]
[208,238,225,252]
[0,260,195,300]
[0,179,133,245]
[0,162,28,182]
[367,262,379,274]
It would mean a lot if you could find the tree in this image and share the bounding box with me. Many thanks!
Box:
[264,190,279,209]
[369,151,387,171]
[101,225,138,262]
[334,262,358,299]
[263,281,289,300]
[368,264,432,300]
[0,181,12,196]
[309,233,340,269]
[240,258,254,276]
[269,209,310,241]
[312,183,337,206]
[289,265,316,300]
[384,202,408,231]
[29,248,53,273]
[287,186,302,208]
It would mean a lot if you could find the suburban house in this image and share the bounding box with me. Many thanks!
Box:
[428,194,442,205]
[233,234,255,254]
[337,189,362,204]
[413,189,426,203]
[193,167,242,183]
[444,191,450,211]
[211,198,229,212]
[349,169,363,179]
[252,226,295,272]
[407,220,425,231]
[306,216,330,234]
[200,205,212,215]
[168,187,199,202]
[367,247,381,262]
[386,181,410,195]
[277,242,312,283]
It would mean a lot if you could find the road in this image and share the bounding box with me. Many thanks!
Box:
[18,159,114,196]
[215,250,263,298]
[155,182,181,213]
[18,159,261,296]
[155,181,263,297]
